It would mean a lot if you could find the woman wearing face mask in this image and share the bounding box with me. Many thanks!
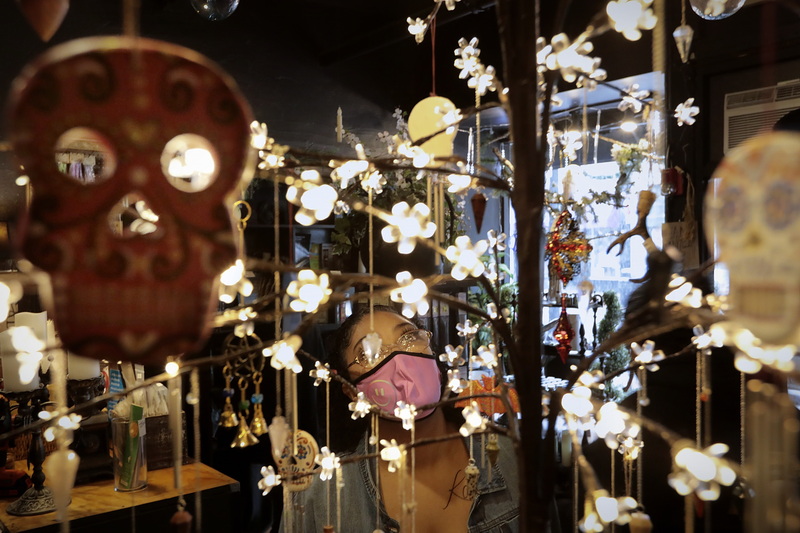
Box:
[285,305,521,533]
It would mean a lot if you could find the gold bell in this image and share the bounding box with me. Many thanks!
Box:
[249,405,268,436]
[219,399,239,428]
[231,416,260,448]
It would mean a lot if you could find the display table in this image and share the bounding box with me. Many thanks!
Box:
[0,462,240,533]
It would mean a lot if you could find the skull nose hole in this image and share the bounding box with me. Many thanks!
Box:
[54,127,117,184]
[161,134,219,192]
[108,193,162,239]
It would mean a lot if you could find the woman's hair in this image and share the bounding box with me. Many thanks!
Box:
[322,303,461,452]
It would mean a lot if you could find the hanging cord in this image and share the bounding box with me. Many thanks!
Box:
[325,380,332,527]
[410,423,417,533]
[369,188,374,331]
[190,368,202,532]
[372,413,381,531]
[123,0,140,37]
[431,16,437,95]
[273,172,283,417]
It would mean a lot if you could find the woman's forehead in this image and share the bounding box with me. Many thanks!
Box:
[349,311,413,346]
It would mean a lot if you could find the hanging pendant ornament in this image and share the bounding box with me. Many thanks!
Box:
[553,293,575,364]
[407,96,459,167]
[629,510,653,533]
[545,209,592,286]
[15,0,69,42]
[219,363,238,428]
[689,0,744,20]
[249,372,268,436]
[672,24,694,63]
[673,0,694,64]
[170,500,193,533]
[471,193,488,233]
[231,376,259,448]
[276,430,320,492]
[464,459,480,500]
[189,0,239,21]
[485,433,500,467]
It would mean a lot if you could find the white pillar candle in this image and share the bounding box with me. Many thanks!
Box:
[0,330,41,392]
[67,352,101,380]
[15,312,47,342]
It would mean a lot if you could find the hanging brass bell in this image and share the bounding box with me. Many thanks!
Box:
[231,416,260,448]
[219,399,239,428]
[249,404,269,436]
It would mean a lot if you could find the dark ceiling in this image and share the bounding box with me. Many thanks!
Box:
[0,0,653,222]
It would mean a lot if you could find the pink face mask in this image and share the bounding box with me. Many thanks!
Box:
[354,352,442,420]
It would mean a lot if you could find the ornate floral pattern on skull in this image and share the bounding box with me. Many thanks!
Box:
[9,37,254,363]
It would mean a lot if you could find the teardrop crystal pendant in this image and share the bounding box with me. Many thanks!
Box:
[672,24,694,63]
[689,0,744,20]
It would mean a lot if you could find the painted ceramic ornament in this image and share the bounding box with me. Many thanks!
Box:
[15,0,69,42]
[407,96,459,166]
[8,37,254,363]
[189,0,239,21]
[704,132,800,346]
[275,430,319,492]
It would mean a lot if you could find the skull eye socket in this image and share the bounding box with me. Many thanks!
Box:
[54,127,117,184]
[161,134,219,192]
[763,181,798,230]
[717,186,748,233]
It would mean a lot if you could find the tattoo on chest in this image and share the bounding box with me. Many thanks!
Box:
[443,469,472,510]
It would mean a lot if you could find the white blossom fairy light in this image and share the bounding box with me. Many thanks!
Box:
[486,230,507,251]
[454,37,481,79]
[617,84,651,113]
[330,159,369,189]
[580,490,640,532]
[263,335,303,373]
[285,170,338,226]
[560,130,584,162]
[668,440,737,501]
[250,121,270,150]
[381,202,436,254]
[349,391,372,420]
[8,326,45,386]
[606,0,657,41]
[459,401,487,437]
[310,361,331,386]
[630,340,665,371]
[394,401,418,430]
[474,344,499,368]
[446,173,472,193]
[286,270,332,313]
[41,412,82,444]
[218,259,253,304]
[380,439,404,472]
[674,98,700,126]
[447,368,468,393]
[456,319,479,340]
[442,0,461,10]
[258,465,282,495]
[446,236,489,280]
[439,344,465,366]
[315,447,340,481]
[390,271,430,318]
[407,17,428,44]
[543,33,603,84]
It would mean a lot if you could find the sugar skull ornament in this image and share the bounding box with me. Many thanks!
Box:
[8,37,254,363]
[704,131,800,345]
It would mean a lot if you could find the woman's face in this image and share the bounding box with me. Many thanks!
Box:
[344,311,432,381]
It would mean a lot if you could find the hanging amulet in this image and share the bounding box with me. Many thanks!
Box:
[464,459,480,500]
[486,433,500,467]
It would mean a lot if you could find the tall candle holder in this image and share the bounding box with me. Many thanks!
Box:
[5,386,56,516]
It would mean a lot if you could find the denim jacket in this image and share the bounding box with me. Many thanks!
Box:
[281,432,520,533]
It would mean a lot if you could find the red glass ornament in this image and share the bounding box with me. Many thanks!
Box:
[553,294,574,363]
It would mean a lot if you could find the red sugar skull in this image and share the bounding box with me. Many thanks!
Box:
[8,37,254,363]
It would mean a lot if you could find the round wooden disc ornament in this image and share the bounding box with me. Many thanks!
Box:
[8,37,255,363]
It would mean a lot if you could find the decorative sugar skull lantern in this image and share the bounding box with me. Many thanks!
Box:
[704,131,800,345]
[8,37,254,363]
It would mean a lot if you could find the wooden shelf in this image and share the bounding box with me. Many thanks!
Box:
[0,462,239,533]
